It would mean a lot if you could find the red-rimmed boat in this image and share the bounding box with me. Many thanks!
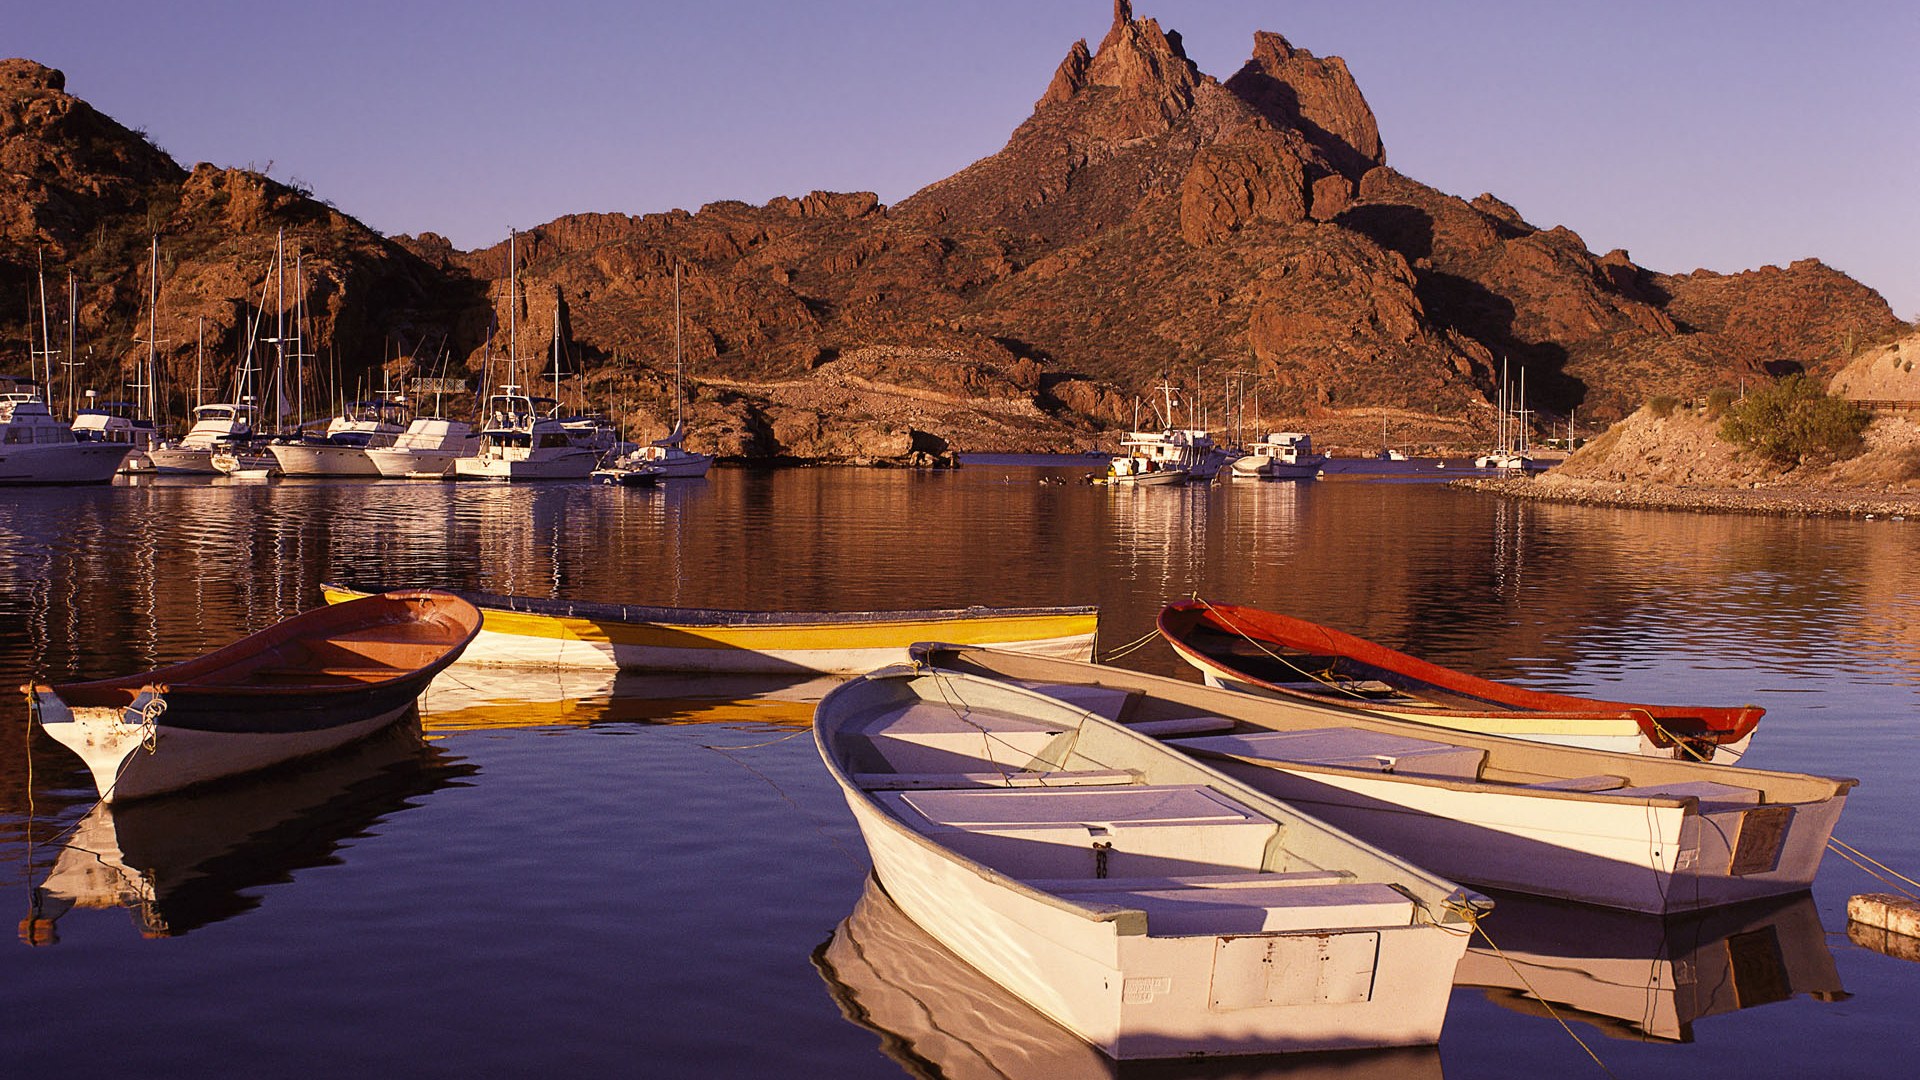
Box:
[1157,600,1763,763]
[25,590,482,802]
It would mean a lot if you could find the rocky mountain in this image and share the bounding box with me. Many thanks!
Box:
[1,2,1907,460]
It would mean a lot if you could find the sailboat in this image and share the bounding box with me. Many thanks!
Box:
[453,231,600,481]
[151,245,281,474]
[1475,359,1543,472]
[608,263,713,479]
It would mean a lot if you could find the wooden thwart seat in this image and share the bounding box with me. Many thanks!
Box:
[855,769,1136,790]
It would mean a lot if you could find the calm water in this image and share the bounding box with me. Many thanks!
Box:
[3,462,1918,1078]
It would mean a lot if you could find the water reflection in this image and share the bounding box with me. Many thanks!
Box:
[417,668,838,732]
[20,723,473,943]
[816,874,1445,1079]
[1455,890,1845,1043]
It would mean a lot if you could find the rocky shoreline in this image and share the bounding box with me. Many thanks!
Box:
[1455,474,1919,519]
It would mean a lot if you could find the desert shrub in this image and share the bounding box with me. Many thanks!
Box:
[1647,395,1680,418]
[1703,387,1737,420]
[1718,374,1870,466]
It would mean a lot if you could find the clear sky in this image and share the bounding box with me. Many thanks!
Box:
[14,1,1918,318]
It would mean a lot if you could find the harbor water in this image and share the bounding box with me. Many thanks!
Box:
[3,459,1918,1078]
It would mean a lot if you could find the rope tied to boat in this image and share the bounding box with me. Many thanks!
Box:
[1439,897,1619,1079]
[135,692,167,753]
[1827,836,1920,900]
[1189,594,1383,703]
[1097,626,1160,662]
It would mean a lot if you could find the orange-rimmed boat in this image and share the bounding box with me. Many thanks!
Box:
[25,590,482,802]
[1157,600,1763,763]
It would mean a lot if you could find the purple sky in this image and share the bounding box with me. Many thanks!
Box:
[14,1,1918,318]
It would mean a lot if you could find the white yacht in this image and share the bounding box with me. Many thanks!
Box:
[145,402,263,474]
[268,396,409,477]
[1,380,130,484]
[70,397,159,473]
[452,389,599,481]
[366,417,479,478]
[1230,431,1326,479]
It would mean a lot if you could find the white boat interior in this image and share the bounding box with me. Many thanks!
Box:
[818,666,1479,1058]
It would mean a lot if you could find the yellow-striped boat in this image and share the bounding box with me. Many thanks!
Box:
[322,584,1098,674]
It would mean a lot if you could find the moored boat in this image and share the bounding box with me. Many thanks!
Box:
[321,582,1097,673]
[1230,432,1326,479]
[814,662,1483,1059]
[366,416,480,478]
[25,590,482,802]
[1,379,131,484]
[1158,600,1764,762]
[912,644,1854,914]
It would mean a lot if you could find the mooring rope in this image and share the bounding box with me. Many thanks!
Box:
[1443,898,1618,1078]
[1828,836,1920,899]
[1189,594,1383,703]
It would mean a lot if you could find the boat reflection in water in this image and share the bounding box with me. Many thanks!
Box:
[1456,890,1846,1043]
[416,666,841,732]
[21,722,473,943]
[815,874,1445,1080]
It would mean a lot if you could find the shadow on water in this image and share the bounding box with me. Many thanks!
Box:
[20,721,474,942]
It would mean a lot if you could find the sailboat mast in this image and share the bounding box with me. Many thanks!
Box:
[273,229,286,433]
[295,250,305,427]
[36,251,53,407]
[195,317,204,412]
[508,230,518,391]
[146,236,159,423]
[673,260,683,430]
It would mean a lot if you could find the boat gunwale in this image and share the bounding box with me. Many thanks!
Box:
[324,582,1097,629]
[1159,600,1766,747]
[27,590,482,707]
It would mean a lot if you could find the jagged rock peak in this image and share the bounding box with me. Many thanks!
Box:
[1226,30,1383,179]
[1037,3,1199,123]
[0,58,66,92]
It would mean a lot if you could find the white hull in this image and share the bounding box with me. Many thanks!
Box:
[819,672,1477,1059]
[31,698,413,803]
[269,442,383,477]
[146,446,220,474]
[366,447,467,478]
[1199,759,1842,913]
[0,442,130,484]
[452,447,598,481]
[1229,457,1321,480]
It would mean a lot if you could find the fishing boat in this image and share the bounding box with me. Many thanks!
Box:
[1229,432,1326,479]
[1,378,131,484]
[814,662,1484,1059]
[1094,454,1188,486]
[1158,600,1764,763]
[913,644,1852,914]
[815,874,1447,1079]
[24,590,482,802]
[320,582,1097,674]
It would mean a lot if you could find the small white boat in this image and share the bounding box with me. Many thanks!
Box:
[914,645,1854,914]
[1,380,131,484]
[25,590,482,802]
[613,423,711,479]
[816,874,1447,1078]
[1095,454,1188,485]
[1230,432,1326,479]
[451,389,602,481]
[814,663,1483,1060]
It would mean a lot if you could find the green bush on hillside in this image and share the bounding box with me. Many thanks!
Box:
[1647,395,1680,418]
[1718,374,1870,466]
[1703,388,1737,420]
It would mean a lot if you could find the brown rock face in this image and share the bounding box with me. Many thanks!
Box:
[1226,32,1384,180]
[2,5,1903,458]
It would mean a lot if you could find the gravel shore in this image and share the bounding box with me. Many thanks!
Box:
[1455,475,1920,519]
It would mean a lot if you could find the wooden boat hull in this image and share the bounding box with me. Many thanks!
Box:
[816,667,1480,1059]
[26,590,481,801]
[1159,600,1763,763]
[322,583,1097,674]
[911,645,1853,914]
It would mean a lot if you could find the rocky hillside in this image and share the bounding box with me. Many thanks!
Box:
[1,2,1908,460]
